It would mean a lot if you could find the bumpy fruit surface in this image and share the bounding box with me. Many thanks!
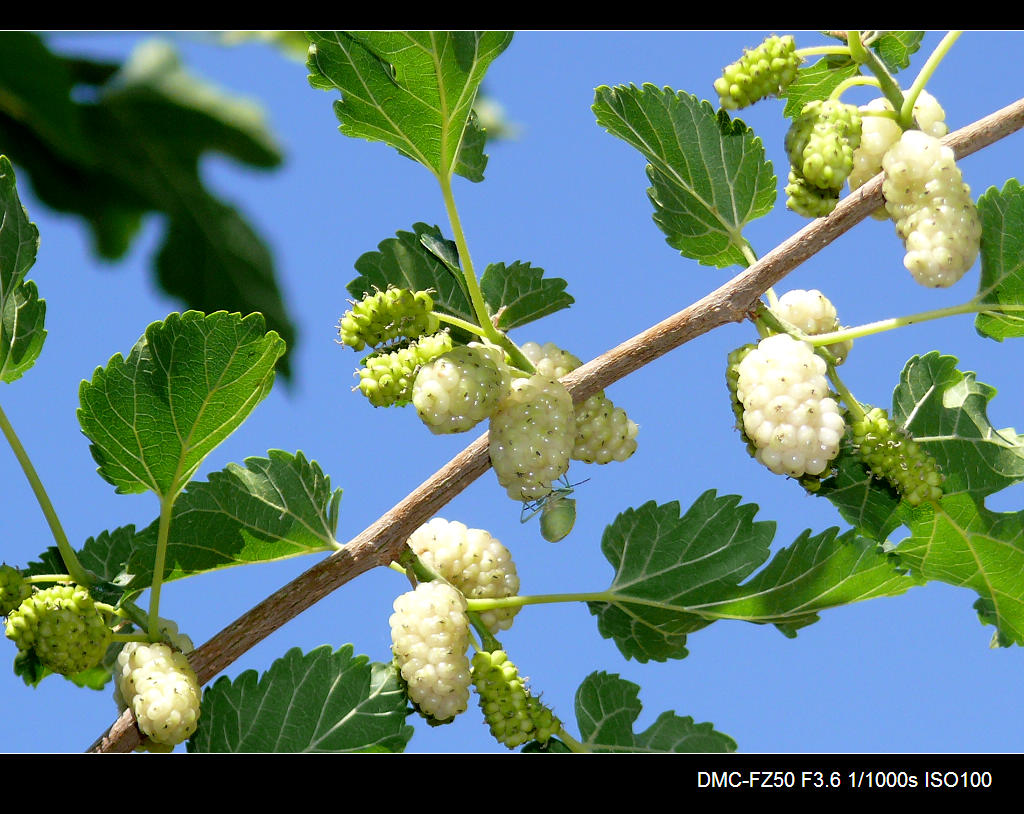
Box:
[786,100,862,192]
[5,584,111,675]
[356,332,453,407]
[338,287,438,351]
[771,289,853,364]
[412,343,511,434]
[390,581,471,722]
[114,642,201,748]
[0,566,31,617]
[851,407,944,506]
[520,342,639,465]
[407,518,520,633]
[734,334,846,477]
[881,129,981,287]
[849,92,948,204]
[489,375,576,501]
[471,649,560,749]
[785,169,840,217]
[714,35,801,110]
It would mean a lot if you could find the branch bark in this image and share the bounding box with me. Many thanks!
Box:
[89,96,1024,753]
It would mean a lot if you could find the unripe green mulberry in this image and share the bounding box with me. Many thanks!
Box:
[726,343,758,459]
[714,35,801,111]
[5,584,111,675]
[489,375,576,502]
[471,649,560,749]
[786,169,840,218]
[786,100,862,192]
[338,287,438,351]
[850,406,943,506]
[520,342,639,465]
[412,343,511,434]
[114,642,201,749]
[407,518,520,633]
[356,332,453,407]
[0,566,31,617]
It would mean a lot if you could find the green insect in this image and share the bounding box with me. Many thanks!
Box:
[520,477,586,543]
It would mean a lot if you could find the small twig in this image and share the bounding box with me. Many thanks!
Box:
[89,96,1024,753]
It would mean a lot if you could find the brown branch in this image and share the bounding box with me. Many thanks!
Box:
[89,96,1024,753]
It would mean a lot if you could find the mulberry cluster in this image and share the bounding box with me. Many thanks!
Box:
[390,581,472,722]
[406,518,520,633]
[356,332,453,407]
[338,287,438,351]
[733,334,846,478]
[785,100,862,217]
[471,649,560,749]
[114,642,202,750]
[850,407,944,506]
[714,35,801,111]
[412,343,511,434]
[881,129,981,287]
[5,584,111,676]
[0,565,31,617]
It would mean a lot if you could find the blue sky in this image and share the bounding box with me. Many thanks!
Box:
[1,31,1023,753]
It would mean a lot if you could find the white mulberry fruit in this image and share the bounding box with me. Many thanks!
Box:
[881,129,981,287]
[407,518,520,633]
[412,343,511,434]
[735,334,846,477]
[114,642,201,749]
[390,581,471,722]
[772,289,852,364]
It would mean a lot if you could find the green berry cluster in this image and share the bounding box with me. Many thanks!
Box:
[714,35,801,111]
[785,170,840,218]
[338,287,438,351]
[851,407,944,506]
[726,343,758,459]
[0,565,31,617]
[356,332,453,407]
[785,100,862,216]
[5,584,111,676]
[471,649,560,749]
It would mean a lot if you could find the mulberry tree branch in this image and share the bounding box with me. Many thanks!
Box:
[90,96,1024,753]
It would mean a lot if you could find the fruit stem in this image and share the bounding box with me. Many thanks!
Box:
[435,312,489,338]
[807,301,1024,346]
[847,30,905,115]
[555,728,590,753]
[830,75,881,101]
[902,31,962,125]
[826,363,867,422]
[795,46,851,58]
[0,401,92,587]
[24,573,70,584]
[147,493,176,640]
[466,591,614,612]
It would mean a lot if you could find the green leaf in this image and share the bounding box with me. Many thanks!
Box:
[893,353,1024,500]
[590,492,914,661]
[575,672,736,753]
[189,646,413,752]
[593,84,775,268]
[348,224,477,338]
[78,311,285,497]
[25,527,138,606]
[872,31,925,73]
[480,261,573,331]
[124,450,339,587]
[817,437,908,542]
[898,494,1024,646]
[975,180,1024,340]
[0,156,45,383]
[782,57,861,118]
[0,37,296,377]
[306,31,513,181]
[588,492,775,662]
[709,527,920,634]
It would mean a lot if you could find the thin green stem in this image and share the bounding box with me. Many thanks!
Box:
[118,598,150,633]
[903,31,962,124]
[556,728,589,753]
[808,301,1023,346]
[24,573,70,584]
[795,46,850,58]
[830,75,881,100]
[147,493,176,640]
[847,30,905,114]
[435,312,488,338]
[438,175,501,347]
[0,401,91,587]
[466,590,613,613]
[112,633,151,644]
[827,363,866,422]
